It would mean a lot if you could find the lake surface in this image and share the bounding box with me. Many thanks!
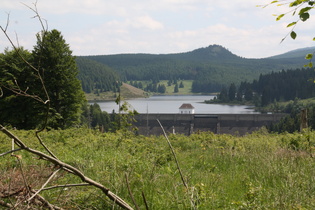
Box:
[95,95,259,114]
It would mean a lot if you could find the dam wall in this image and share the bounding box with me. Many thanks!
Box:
[133,113,287,136]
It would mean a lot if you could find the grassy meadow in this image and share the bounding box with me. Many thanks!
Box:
[1,128,315,209]
[86,80,197,101]
[155,80,194,95]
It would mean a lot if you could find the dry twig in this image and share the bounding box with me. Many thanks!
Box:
[0,125,133,209]
[142,191,149,210]
[157,119,196,209]
[156,119,188,189]
[0,3,133,209]
[125,173,140,210]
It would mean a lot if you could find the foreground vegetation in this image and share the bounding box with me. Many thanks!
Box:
[1,128,315,209]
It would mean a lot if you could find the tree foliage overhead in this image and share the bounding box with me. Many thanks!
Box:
[261,0,315,66]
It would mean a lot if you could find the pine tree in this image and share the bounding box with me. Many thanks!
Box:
[179,81,184,88]
[218,87,228,102]
[32,29,85,128]
[174,83,179,93]
[228,83,236,101]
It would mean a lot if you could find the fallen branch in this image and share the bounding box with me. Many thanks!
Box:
[28,168,61,202]
[0,199,13,208]
[0,148,23,157]
[156,119,188,189]
[30,189,63,210]
[39,183,91,191]
[142,191,149,210]
[125,173,140,210]
[0,125,133,210]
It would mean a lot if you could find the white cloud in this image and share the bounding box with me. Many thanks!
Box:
[127,16,164,30]
[0,0,314,58]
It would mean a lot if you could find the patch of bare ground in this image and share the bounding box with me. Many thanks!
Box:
[0,164,67,209]
[120,82,147,99]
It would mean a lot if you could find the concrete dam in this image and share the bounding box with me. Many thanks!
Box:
[133,113,287,136]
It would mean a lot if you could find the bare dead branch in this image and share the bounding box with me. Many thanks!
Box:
[30,189,63,210]
[0,11,55,158]
[35,131,59,159]
[3,12,10,32]
[1,188,24,199]
[0,148,23,157]
[0,4,50,105]
[1,3,132,209]
[125,173,140,210]
[0,83,45,103]
[22,1,48,32]
[0,200,13,208]
[15,156,31,195]
[0,125,133,209]
[156,119,188,189]
[28,168,61,202]
[141,191,149,210]
[15,31,21,48]
[157,119,196,210]
[40,183,91,191]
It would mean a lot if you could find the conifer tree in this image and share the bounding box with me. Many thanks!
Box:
[228,83,236,101]
[32,29,85,128]
[174,83,179,93]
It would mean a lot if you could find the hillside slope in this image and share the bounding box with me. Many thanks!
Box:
[268,46,315,59]
[77,45,309,92]
[120,82,147,98]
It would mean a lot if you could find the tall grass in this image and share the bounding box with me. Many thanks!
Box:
[1,128,315,209]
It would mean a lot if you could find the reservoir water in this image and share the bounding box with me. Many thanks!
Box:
[95,95,259,114]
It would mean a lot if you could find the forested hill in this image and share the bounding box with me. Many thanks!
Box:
[77,45,309,93]
[76,57,119,93]
[268,47,315,59]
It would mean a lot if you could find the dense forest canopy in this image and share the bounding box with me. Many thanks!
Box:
[77,45,310,93]
[76,57,120,93]
[216,68,315,107]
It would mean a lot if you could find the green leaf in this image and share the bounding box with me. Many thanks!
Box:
[276,14,285,21]
[305,53,313,60]
[300,12,310,21]
[313,37,315,41]
[305,62,313,68]
[287,22,297,27]
[270,0,278,3]
[299,7,313,15]
[290,31,297,39]
[290,0,302,7]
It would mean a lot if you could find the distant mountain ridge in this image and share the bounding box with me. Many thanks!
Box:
[77,45,311,93]
[268,46,315,59]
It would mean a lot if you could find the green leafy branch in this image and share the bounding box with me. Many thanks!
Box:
[258,0,315,66]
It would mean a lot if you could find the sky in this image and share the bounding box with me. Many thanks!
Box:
[0,0,314,58]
